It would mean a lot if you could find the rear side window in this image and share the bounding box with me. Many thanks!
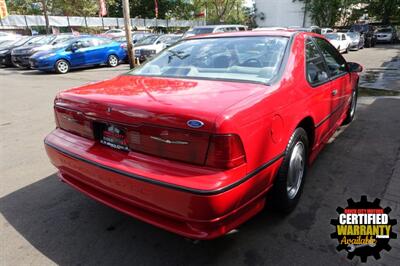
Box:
[314,38,347,77]
[305,39,329,85]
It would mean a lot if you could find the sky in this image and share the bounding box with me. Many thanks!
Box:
[244,0,254,8]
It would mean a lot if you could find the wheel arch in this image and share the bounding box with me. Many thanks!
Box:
[54,58,71,67]
[296,116,315,150]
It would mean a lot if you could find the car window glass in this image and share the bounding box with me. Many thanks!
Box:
[305,39,329,85]
[130,36,288,84]
[314,38,347,77]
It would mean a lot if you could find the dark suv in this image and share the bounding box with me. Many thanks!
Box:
[349,24,377,47]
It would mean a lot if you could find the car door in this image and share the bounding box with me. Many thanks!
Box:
[67,40,86,67]
[314,37,351,128]
[304,37,334,145]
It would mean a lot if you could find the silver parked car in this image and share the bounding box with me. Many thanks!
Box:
[346,31,365,50]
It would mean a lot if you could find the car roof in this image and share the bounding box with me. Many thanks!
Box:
[187,30,297,39]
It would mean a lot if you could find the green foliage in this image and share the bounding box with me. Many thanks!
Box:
[6,0,43,15]
[365,0,400,24]
[296,0,400,26]
[7,0,102,16]
[5,0,250,26]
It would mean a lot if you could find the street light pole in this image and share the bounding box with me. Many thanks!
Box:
[122,0,135,69]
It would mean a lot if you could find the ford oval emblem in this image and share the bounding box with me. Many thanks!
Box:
[187,120,204,128]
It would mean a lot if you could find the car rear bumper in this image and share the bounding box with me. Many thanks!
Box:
[44,129,283,239]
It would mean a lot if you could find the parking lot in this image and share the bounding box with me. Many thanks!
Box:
[1,45,400,265]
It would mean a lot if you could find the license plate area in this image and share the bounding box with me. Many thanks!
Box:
[94,122,129,151]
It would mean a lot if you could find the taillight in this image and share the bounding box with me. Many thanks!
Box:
[54,106,93,139]
[121,43,127,49]
[206,134,246,169]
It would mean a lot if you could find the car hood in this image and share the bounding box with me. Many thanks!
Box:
[56,75,270,132]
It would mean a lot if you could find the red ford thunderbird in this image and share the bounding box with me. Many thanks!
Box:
[45,30,362,239]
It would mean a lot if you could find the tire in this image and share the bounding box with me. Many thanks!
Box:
[55,59,70,74]
[365,38,371,48]
[344,45,349,53]
[271,128,309,212]
[107,54,119,67]
[342,85,358,125]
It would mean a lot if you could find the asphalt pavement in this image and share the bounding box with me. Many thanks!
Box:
[343,44,400,92]
[1,46,400,265]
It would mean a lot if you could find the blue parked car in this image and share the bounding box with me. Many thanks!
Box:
[29,36,126,74]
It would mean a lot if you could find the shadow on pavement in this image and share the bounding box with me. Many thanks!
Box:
[1,98,400,266]
[360,44,400,92]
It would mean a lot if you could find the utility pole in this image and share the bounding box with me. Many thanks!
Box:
[41,0,50,34]
[122,0,135,68]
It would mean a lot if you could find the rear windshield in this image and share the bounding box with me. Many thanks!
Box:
[347,32,359,38]
[136,35,159,45]
[129,36,288,84]
[326,34,340,40]
[190,28,215,35]
[350,24,368,32]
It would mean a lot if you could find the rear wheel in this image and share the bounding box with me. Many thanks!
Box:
[55,59,69,74]
[271,128,308,212]
[107,54,119,67]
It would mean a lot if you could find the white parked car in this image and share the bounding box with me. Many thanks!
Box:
[103,29,126,38]
[0,32,21,45]
[325,33,351,53]
[375,27,397,43]
[253,27,287,31]
[183,25,247,38]
[133,34,182,62]
[321,28,334,35]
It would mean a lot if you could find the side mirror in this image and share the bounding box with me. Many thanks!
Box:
[347,62,363,72]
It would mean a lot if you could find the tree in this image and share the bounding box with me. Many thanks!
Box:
[366,0,400,24]
[295,0,343,27]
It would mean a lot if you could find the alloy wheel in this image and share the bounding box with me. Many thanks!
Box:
[108,55,118,67]
[287,141,305,199]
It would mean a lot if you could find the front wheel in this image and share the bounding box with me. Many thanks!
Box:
[271,128,309,212]
[107,54,119,67]
[55,59,70,74]
[342,87,358,125]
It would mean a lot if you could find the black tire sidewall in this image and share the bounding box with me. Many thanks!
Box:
[271,128,309,212]
[343,85,358,125]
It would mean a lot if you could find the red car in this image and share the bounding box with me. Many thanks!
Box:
[45,30,362,239]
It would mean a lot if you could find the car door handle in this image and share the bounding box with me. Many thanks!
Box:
[332,89,338,96]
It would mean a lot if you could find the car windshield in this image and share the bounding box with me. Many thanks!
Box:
[190,28,215,35]
[377,28,392,33]
[350,24,368,32]
[129,36,288,84]
[347,32,359,38]
[34,35,56,45]
[326,34,340,40]
[136,35,158,45]
[159,35,181,45]
[52,38,77,49]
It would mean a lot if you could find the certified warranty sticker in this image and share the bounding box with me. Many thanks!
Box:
[330,195,397,262]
